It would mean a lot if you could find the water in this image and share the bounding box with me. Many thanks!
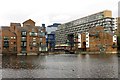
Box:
[1,54,119,78]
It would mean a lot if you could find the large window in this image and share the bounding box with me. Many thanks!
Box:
[21,42,26,47]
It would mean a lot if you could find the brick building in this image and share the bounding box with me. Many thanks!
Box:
[116,17,120,51]
[1,19,47,55]
[116,17,120,34]
[0,27,2,54]
[77,26,117,53]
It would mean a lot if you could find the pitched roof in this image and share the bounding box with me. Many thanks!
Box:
[23,19,35,24]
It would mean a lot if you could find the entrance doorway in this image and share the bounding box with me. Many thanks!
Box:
[82,41,86,51]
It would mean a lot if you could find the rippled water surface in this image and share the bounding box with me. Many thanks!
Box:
[1,54,119,78]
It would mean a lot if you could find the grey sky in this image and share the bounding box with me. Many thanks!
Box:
[0,0,119,26]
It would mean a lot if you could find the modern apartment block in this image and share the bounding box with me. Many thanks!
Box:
[55,10,117,52]
[1,19,47,55]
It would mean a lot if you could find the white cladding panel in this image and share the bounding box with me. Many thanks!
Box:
[113,35,117,43]
[78,34,81,48]
[86,32,89,48]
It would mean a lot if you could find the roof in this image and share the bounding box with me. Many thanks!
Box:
[47,23,61,27]
[23,19,35,24]
[1,26,10,30]
[10,23,21,27]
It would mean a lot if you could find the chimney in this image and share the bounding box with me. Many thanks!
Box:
[42,24,45,27]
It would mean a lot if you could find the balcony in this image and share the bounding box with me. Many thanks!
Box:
[21,39,27,41]
[4,37,9,41]
[3,44,9,47]
[38,32,46,37]
[21,37,27,41]
[29,32,38,37]
[29,42,39,47]
[21,48,26,51]
[4,39,9,41]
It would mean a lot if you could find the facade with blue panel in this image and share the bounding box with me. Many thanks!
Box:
[46,33,55,51]
[46,23,61,51]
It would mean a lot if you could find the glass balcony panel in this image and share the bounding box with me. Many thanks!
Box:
[21,37,26,41]
[29,32,38,36]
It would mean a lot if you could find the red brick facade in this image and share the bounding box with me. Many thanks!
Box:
[79,26,117,53]
[1,19,46,55]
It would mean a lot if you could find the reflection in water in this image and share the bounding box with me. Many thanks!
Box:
[2,55,41,69]
[2,54,118,78]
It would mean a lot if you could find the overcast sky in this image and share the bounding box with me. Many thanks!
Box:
[0,0,119,26]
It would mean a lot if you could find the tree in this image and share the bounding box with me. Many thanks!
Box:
[117,34,120,51]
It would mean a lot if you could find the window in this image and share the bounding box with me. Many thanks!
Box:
[21,31,27,36]
[14,42,16,44]
[30,47,33,50]
[21,37,26,41]
[33,42,36,46]
[29,32,38,36]
[33,38,36,41]
[4,36,9,40]
[11,37,16,39]
[40,38,42,42]
[21,42,26,46]
[11,42,13,44]
[4,41,9,48]
[34,33,38,36]
[11,37,13,39]
[39,32,45,37]
[39,29,41,31]
[14,37,16,39]
[32,28,35,32]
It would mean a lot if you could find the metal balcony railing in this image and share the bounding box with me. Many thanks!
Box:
[4,38,9,41]
[3,44,9,47]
